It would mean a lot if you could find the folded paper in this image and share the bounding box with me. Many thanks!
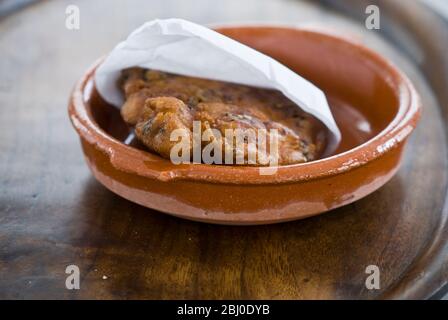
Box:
[95,18,341,151]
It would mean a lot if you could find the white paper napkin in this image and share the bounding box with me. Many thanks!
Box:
[94,18,341,151]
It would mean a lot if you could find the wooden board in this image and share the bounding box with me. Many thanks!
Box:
[0,0,447,299]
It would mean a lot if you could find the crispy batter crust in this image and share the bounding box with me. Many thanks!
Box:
[119,68,325,165]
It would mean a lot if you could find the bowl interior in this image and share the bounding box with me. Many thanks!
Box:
[88,27,400,160]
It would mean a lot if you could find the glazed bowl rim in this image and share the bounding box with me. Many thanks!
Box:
[69,25,421,185]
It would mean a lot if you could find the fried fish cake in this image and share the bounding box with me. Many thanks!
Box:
[119,68,325,165]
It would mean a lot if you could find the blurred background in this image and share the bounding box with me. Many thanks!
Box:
[0,0,447,299]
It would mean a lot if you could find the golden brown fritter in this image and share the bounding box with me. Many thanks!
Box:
[135,97,193,159]
[119,67,325,165]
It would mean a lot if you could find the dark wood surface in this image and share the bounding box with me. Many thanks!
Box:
[0,0,447,299]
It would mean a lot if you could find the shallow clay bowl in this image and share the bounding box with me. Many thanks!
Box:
[69,26,421,225]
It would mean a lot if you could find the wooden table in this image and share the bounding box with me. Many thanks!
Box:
[0,0,447,299]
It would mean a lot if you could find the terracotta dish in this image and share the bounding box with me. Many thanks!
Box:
[69,26,421,225]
